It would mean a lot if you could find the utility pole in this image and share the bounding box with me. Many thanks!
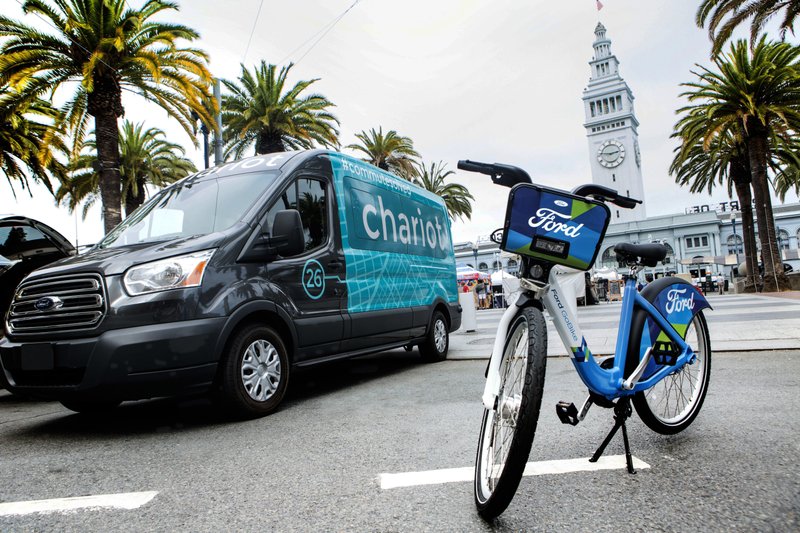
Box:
[213,79,223,165]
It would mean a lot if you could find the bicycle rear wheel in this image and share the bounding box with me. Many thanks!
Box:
[474,306,547,520]
[628,310,711,434]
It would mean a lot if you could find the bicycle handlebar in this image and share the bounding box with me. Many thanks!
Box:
[571,183,641,209]
[458,158,641,208]
[457,160,532,188]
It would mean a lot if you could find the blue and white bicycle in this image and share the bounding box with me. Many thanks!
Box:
[458,160,712,519]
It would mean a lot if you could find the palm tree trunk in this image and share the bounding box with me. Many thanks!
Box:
[731,166,758,291]
[256,132,284,154]
[88,78,125,234]
[746,125,788,291]
[124,177,146,216]
[95,111,123,233]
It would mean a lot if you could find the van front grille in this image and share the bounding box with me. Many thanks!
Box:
[7,274,107,335]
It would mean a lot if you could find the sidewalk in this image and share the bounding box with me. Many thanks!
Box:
[448,292,800,359]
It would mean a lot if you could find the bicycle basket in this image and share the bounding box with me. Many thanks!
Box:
[500,184,611,271]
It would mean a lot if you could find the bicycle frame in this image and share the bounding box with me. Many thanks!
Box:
[482,269,697,410]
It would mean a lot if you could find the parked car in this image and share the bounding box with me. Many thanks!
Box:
[0,151,461,416]
[0,216,76,393]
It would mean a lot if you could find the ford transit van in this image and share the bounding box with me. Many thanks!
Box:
[0,150,461,417]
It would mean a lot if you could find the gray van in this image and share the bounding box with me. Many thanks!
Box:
[0,150,461,417]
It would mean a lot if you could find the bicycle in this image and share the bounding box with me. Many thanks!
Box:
[458,160,712,520]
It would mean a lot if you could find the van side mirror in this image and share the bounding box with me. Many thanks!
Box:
[270,209,305,257]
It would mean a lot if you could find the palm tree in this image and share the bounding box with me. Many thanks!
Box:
[412,161,474,221]
[0,0,214,233]
[676,37,800,291]
[58,120,195,218]
[221,61,340,159]
[671,117,760,290]
[0,87,68,196]
[697,0,800,56]
[346,127,420,179]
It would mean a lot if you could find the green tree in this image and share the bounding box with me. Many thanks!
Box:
[697,0,800,56]
[675,37,800,291]
[671,118,760,290]
[346,127,420,179]
[412,161,474,221]
[0,87,68,196]
[0,0,213,232]
[221,61,340,158]
[58,120,195,218]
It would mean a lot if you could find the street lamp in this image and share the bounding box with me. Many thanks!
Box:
[191,111,211,169]
[731,212,739,264]
[472,242,478,270]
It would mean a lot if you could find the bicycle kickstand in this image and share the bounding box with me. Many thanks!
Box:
[589,397,636,474]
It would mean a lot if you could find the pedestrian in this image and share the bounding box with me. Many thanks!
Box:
[476,280,486,309]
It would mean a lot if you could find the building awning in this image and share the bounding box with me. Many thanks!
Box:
[679,254,738,266]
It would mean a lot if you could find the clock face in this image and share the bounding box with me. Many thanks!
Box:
[634,140,641,167]
[597,140,625,168]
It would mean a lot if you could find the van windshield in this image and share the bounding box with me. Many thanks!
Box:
[97,171,277,249]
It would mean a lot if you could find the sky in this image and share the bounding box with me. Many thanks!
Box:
[2,0,799,248]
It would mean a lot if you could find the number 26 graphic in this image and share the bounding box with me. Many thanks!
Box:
[302,259,325,299]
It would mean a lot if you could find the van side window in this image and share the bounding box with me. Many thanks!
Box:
[265,177,328,252]
[297,178,327,250]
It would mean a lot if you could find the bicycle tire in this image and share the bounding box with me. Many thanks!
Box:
[474,305,547,520]
[627,304,711,435]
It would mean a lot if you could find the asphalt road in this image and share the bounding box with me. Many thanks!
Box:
[1,348,798,532]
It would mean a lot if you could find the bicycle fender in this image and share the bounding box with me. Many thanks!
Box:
[641,277,711,344]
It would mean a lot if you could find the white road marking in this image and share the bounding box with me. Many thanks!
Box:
[0,491,158,517]
[379,455,650,490]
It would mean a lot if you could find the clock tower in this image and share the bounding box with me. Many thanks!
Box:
[582,23,646,223]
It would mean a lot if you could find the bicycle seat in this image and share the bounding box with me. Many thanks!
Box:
[614,242,667,267]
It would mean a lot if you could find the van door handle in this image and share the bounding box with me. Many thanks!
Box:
[328,260,343,270]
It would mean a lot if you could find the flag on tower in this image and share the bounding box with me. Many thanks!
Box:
[596,0,604,10]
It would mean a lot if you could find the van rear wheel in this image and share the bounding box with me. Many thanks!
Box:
[420,310,449,362]
[219,324,289,418]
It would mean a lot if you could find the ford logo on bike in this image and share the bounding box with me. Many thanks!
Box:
[34,296,64,311]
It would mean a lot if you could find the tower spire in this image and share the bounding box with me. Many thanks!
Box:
[581,24,646,223]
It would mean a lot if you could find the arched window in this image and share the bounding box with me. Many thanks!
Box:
[506,259,518,273]
[600,246,618,269]
[661,242,675,264]
[478,262,488,271]
[493,260,502,270]
[777,229,790,251]
[727,234,743,255]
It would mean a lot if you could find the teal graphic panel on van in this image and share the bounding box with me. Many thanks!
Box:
[328,153,457,313]
[502,184,610,271]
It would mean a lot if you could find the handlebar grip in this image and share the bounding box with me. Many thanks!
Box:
[457,159,493,174]
[614,195,642,209]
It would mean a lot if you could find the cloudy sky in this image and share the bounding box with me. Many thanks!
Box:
[2,0,798,247]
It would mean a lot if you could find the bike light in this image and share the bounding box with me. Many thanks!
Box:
[123,249,215,295]
[530,264,544,279]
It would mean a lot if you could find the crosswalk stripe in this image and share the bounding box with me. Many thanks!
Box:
[0,491,158,517]
[379,455,650,489]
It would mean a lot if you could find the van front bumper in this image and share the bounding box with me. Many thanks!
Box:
[0,317,226,401]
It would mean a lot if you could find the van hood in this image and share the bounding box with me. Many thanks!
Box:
[24,228,240,279]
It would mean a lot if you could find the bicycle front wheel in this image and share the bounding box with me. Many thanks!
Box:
[629,310,711,434]
[474,306,547,520]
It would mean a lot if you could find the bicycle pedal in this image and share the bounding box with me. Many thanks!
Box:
[556,401,580,426]
[652,340,680,365]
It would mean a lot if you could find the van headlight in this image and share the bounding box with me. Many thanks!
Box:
[123,249,215,296]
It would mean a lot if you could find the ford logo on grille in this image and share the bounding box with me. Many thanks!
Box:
[34,296,64,311]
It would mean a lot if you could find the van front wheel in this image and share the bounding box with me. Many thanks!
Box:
[420,310,449,362]
[219,324,289,418]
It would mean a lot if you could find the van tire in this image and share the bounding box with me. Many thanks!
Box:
[420,310,449,362]
[219,324,289,418]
